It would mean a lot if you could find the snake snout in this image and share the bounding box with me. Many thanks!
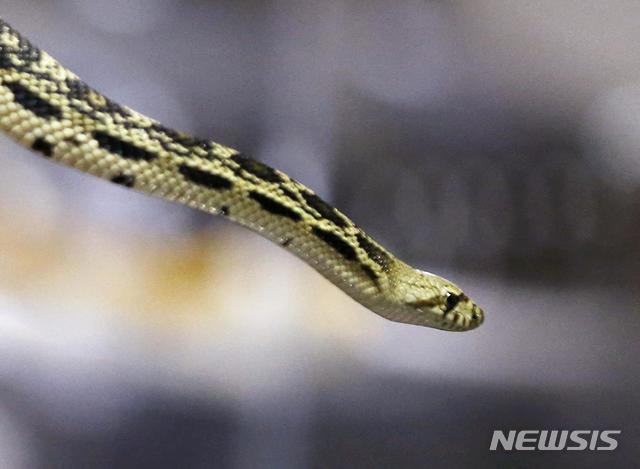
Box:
[467,304,484,329]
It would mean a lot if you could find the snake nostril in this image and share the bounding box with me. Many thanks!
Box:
[471,310,482,323]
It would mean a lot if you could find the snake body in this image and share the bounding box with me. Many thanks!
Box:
[0,18,483,331]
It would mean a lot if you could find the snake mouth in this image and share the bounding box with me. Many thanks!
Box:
[439,304,484,331]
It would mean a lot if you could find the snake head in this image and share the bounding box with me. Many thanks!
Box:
[394,267,484,331]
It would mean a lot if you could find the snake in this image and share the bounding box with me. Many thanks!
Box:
[0,17,483,331]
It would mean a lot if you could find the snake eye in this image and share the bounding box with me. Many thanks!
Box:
[444,292,460,312]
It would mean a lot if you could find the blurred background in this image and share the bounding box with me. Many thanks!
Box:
[1,1,639,468]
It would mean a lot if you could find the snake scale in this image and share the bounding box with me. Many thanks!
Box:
[0,17,483,331]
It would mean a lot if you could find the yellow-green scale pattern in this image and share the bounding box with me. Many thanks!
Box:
[0,17,484,331]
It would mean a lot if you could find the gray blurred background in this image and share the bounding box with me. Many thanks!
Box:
[1,1,639,468]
